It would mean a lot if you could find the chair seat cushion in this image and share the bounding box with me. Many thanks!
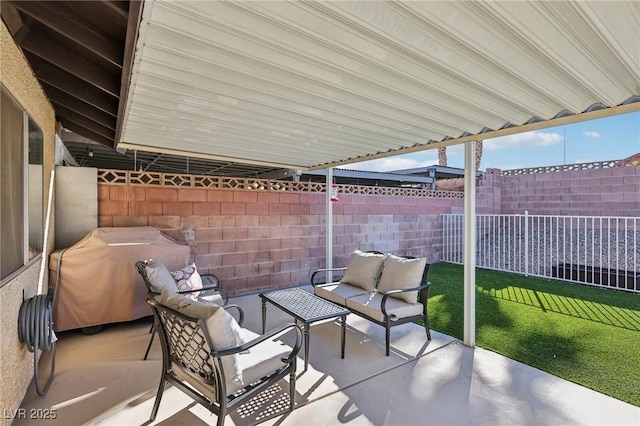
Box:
[345,292,423,323]
[314,282,370,306]
[197,292,224,306]
[232,329,291,395]
[172,328,290,397]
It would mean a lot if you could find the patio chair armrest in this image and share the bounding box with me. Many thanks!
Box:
[196,286,229,305]
[176,287,228,306]
[380,281,432,319]
[199,273,228,303]
[310,267,348,286]
[223,304,245,327]
[215,323,303,362]
[200,273,220,289]
[172,273,227,305]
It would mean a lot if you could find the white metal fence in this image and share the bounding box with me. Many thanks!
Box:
[442,213,640,293]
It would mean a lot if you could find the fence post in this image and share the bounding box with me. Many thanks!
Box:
[524,210,529,277]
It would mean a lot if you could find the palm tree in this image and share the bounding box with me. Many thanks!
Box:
[475,139,483,171]
[437,140,483,170]
[438,147,447,166]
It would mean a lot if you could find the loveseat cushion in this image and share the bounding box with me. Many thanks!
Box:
[376,255,427,303]
[345,292,423,323]
[314,282,370,306]
[144,259,179,294]
[341,250,386,293]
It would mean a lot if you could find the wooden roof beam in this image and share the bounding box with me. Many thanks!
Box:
[54,106,116,141]
[48,94,116,132]
[62,122,114,148]
[18,27,120,97]
[25,52,119,115]
[12,1,123,68]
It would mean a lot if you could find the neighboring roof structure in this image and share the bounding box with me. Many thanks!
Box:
[391,166,482,180]
[60,129,281,177]
[3,1,639,172]
[624,152,640,166]
[280,168,435,188]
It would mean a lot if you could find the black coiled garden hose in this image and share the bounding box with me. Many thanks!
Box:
[18,293,56,396]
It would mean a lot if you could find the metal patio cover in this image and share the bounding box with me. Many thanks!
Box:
[119,0,640,170]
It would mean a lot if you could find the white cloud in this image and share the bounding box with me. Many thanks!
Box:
[445,144,465,156]
[483,160,525,171]
[484,131,563,151]
[345,153,437,172]
[574,158,593,164]
[583,130,603,139]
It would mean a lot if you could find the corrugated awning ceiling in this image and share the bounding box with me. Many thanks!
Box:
[119,0,640,170]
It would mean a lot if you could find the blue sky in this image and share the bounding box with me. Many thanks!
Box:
[348,111,640,172]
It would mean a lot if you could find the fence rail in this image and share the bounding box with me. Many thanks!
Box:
[442,213,639,293]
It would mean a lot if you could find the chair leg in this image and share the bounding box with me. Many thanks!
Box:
[143,327,156,360]
[149,376,166,422]
[385,328,390,356]
[289,364,296,411]
[425,319,432,340]
[216,404,226,426]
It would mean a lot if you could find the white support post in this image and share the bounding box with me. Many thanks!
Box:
[325,167,334,282]
[524,210,529,277]
[463,141,476,347]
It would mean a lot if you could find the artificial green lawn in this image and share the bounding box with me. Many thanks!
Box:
[426,262,640,407]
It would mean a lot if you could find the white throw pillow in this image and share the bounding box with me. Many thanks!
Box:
[341,250,386,293]
[171,263,203,300]
[377,255,427,304]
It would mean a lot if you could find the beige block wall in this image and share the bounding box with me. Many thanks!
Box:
[0,22,56,422]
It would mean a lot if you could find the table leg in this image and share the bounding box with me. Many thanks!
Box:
[261,299,266,334]
[304,324,310,371]
[341,315,346,359]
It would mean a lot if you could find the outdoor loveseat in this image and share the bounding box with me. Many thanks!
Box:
[311,250,431,356]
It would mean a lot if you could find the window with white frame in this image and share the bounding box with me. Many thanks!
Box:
[1,85,44,283]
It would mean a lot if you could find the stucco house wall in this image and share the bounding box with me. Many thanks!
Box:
[0,22,56,422]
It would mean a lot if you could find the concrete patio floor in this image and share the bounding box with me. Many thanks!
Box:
[16,286,640,426]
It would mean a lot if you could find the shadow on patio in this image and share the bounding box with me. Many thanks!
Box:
[16,286,639,426]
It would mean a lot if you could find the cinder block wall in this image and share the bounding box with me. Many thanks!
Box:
[498,166,640,216]
[96,164,639,296]
[476,168,502,214]
[98,184,462,295]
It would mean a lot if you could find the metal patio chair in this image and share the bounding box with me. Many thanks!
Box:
[147,297,302,426]
[136,259,229,360]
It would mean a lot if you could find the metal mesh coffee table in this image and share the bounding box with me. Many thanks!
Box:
[260,287,350,371]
